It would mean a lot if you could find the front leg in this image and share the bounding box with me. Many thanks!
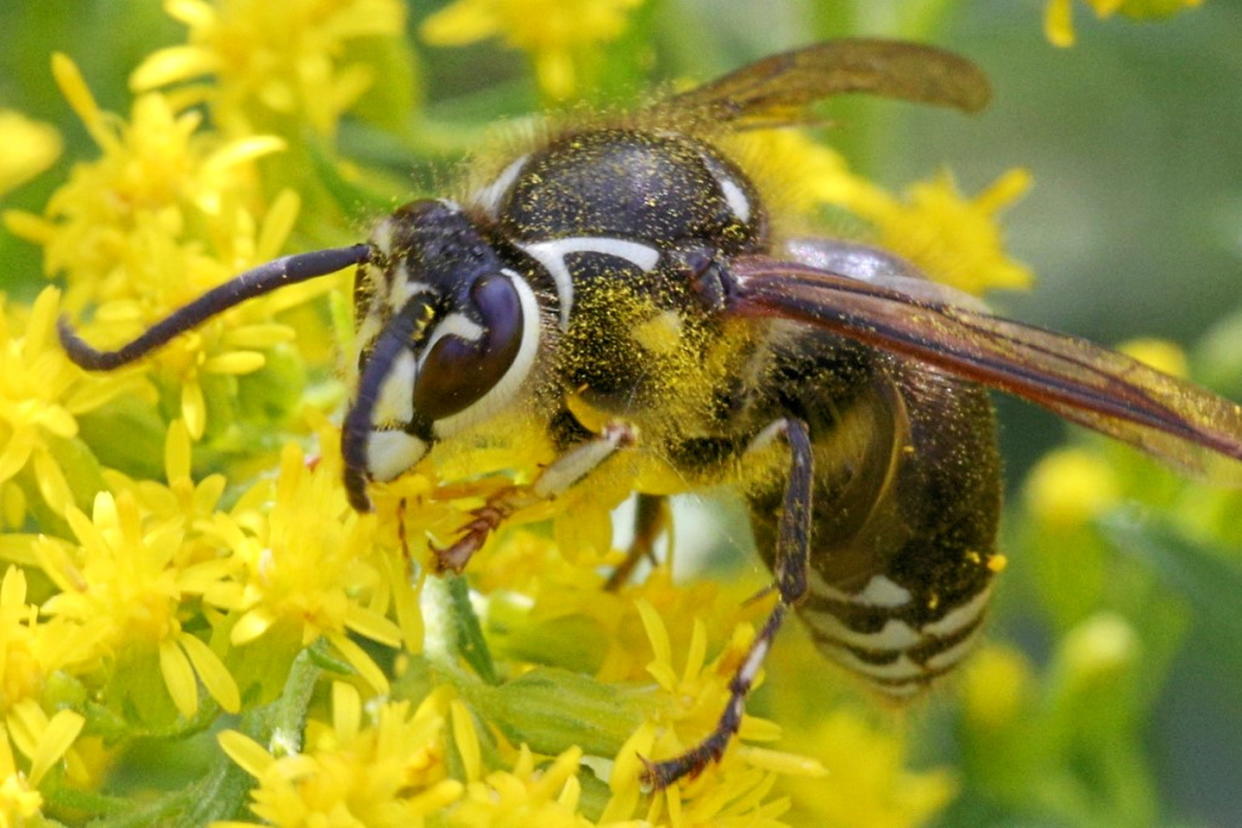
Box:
[432,422,636,572]
[641,416,813,790]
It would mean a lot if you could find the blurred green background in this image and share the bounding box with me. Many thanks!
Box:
[2,1,1240,824]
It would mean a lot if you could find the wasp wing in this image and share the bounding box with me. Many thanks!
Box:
[658,39,990,127]
[725,256,1242,485]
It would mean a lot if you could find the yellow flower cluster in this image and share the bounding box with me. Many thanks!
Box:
[421,0,644,99]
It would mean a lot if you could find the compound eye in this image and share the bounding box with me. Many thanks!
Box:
[411,273,525,421]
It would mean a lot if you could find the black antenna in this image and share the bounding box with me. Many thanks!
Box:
[59,244,371,370]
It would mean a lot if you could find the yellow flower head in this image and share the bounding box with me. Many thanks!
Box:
[33,489,240,719]
[421,0,645,99]
[3,56,336,440]
[219,682,463,826]
[207,438,401,693]
[131,0,407,137]
[0,288,142,520]
[1024,446,1122,527]
[844,168,1034,296]
[1045,0,1204,48]
[728,130,1032,296]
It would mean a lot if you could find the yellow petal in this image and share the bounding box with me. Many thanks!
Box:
[332,682,361,741]
[129,45,220,91]
[3,209,57,244]
[231,607,275,645]
[326,631,389,694]
[26,710,84,787]
[217,730,273,778]
[256,189,301,262]
[201,136,287,179]
[222,323,294,349]
[1044,0,1077,47]
[202,351,265,375]
[344,604,402,647]
[32,446,73,516]
[179,633,240,713]
[165,419,192,482]
[0,430,34,485]
[181,380,206,440]
[420,1,501,45]
[50,53,117,151]
[450,700,481,783]
[159,638,199,717]
[736,745,828,777]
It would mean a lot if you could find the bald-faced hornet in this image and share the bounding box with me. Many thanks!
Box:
[59,39,1242,788]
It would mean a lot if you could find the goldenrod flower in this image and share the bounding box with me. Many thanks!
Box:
[843,168,1034,296]
[0,706,84,825]
[1024,446,1122,527]
[0,566,94,812]
[32,490,241,719]
[0,111,61,198]
[131,0,407,137]
[1045,0,1203,47]
[0,288,141,520]
[421,0,645,99]
[204,439,401,693]
[217,682,463,826]
[730,130,1032,296]
[3,56,330,440]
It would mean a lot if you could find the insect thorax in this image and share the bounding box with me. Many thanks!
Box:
[476,127,770,416]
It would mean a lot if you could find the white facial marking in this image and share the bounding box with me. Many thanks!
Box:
[432,271,543,437]
[920,585,993,638]
[718,176,751,222]
[808,571,913,608]
[473,154,530,217]
[371,218,395,255]
[518,237,661,330]
[365,429,427,482]
[437,198,462,212]
[372,350,417,425]
[387,259,433,312]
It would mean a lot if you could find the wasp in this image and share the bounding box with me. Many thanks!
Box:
[59,39,1242,788]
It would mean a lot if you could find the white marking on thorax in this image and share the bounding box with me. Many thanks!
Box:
[518,237,661,330]
[473,154,530,217]
[718,176,751,223]
[809,571,913,608]
[365,429,427,482]
[432,271,542,437]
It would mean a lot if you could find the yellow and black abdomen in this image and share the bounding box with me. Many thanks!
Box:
[748,328,1003,698]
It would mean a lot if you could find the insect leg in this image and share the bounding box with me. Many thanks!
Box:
[603,494,668,592]
[432,422,636,572]
[641,417,812,790]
